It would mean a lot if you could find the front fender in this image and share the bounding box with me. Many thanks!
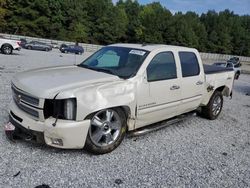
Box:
[56,80,136,122]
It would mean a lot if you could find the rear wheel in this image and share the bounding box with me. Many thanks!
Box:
[1,44,13,55]
[27,46,32,50]
[45,48,49,52]
[235,72,240,80]
[200,91,223,120]
[85,108,127,154]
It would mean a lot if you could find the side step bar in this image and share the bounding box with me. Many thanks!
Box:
[129,112,196,137]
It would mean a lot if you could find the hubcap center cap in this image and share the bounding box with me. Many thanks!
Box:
[103,123,109,131]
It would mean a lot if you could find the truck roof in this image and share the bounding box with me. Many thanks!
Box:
[109,43,196,52]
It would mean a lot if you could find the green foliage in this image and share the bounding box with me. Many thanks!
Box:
[1,0,250,56]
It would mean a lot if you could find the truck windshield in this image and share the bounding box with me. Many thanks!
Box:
[78,46,149,79]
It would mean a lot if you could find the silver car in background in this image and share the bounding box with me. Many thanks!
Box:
[213,61,241,79]
[24,41,52,52]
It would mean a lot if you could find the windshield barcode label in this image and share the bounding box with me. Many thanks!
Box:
[129,50,146,56]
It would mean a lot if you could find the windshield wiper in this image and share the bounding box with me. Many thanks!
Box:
[92,67,115,75]
[77,64,127,79]
[77,64,98,71]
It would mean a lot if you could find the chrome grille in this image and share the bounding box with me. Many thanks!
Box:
[12,85,39,106]
[12,84,40,118]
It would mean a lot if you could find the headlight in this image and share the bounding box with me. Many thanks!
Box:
[64,98,76,120]
[44,98,76,120]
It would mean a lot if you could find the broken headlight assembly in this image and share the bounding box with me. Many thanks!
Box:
[44,98,77,120]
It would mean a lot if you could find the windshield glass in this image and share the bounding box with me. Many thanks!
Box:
[78,46,149,79]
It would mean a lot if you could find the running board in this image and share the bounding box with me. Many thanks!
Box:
[129,112,196,137]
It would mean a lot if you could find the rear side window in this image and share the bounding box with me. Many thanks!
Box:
[147,52,177,82]
[179,52,200,77]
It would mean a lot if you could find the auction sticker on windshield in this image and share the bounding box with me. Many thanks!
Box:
[4,122,15,131]
[129,50,146,56]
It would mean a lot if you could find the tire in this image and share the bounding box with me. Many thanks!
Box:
[45,48,49,52]
[85,108,127,154]
[234,72,240,80]
[27,46,32,50]
[1,44,13,55]
[200,91,223,120]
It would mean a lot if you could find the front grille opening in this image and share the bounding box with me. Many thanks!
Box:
[14,100,39,118]
[12,85,39,106]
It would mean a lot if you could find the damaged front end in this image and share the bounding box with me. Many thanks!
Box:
[5,114,45,144]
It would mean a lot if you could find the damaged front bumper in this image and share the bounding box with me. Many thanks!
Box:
[6,102,91,149]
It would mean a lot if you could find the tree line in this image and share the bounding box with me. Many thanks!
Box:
[0,0,250,56]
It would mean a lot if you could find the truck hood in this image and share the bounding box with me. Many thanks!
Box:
[12,65,120,98]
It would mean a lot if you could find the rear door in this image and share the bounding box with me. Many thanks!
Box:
[136,51,182,128]
[178,51,204,113]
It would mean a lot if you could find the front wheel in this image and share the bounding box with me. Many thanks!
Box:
[199,91,223,120]
[85,108,127,154]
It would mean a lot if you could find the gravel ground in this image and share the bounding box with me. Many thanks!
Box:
[0,49,250,188]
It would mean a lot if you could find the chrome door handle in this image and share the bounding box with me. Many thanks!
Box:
[196,81,203,85]
[170,85,180,90]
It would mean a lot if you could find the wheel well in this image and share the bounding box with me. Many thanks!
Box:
[1,43,13,49]
[84,106,131,120]
[216,86,225,92]
[215,85,231,97]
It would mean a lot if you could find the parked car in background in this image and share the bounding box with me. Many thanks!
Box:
[213,61,241,79]
[0,36,21,55]
[227,57,241,67]
[24,41,52,51]
[19,38,27,48]
[59,44,84,55]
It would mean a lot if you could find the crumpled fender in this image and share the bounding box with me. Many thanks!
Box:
[56,79,137,123]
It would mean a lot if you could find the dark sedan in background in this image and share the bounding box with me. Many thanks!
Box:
[59,44,84,55]
[24,41,52,51]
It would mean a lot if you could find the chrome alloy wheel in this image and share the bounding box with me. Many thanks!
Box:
[89,109,122,147]
[3,46,12,54]
[212,95,222,116]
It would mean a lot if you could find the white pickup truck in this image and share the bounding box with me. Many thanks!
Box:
[0,37,21,55]
[6,44,235,154]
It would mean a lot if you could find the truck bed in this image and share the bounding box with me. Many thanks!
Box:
[203,64,233,74]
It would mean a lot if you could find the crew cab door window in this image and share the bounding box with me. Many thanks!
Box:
[178,51,203,114]
[147,52,177,82]
[179,52,200,77]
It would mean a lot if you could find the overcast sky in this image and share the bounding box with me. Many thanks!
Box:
[113,0,250,15]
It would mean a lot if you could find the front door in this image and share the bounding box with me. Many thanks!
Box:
[136,51,182,129]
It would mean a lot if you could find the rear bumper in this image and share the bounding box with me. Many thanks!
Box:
[8,101,91,149]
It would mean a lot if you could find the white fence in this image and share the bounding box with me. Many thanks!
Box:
[200,52,250,63]
[1,33,250,62]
